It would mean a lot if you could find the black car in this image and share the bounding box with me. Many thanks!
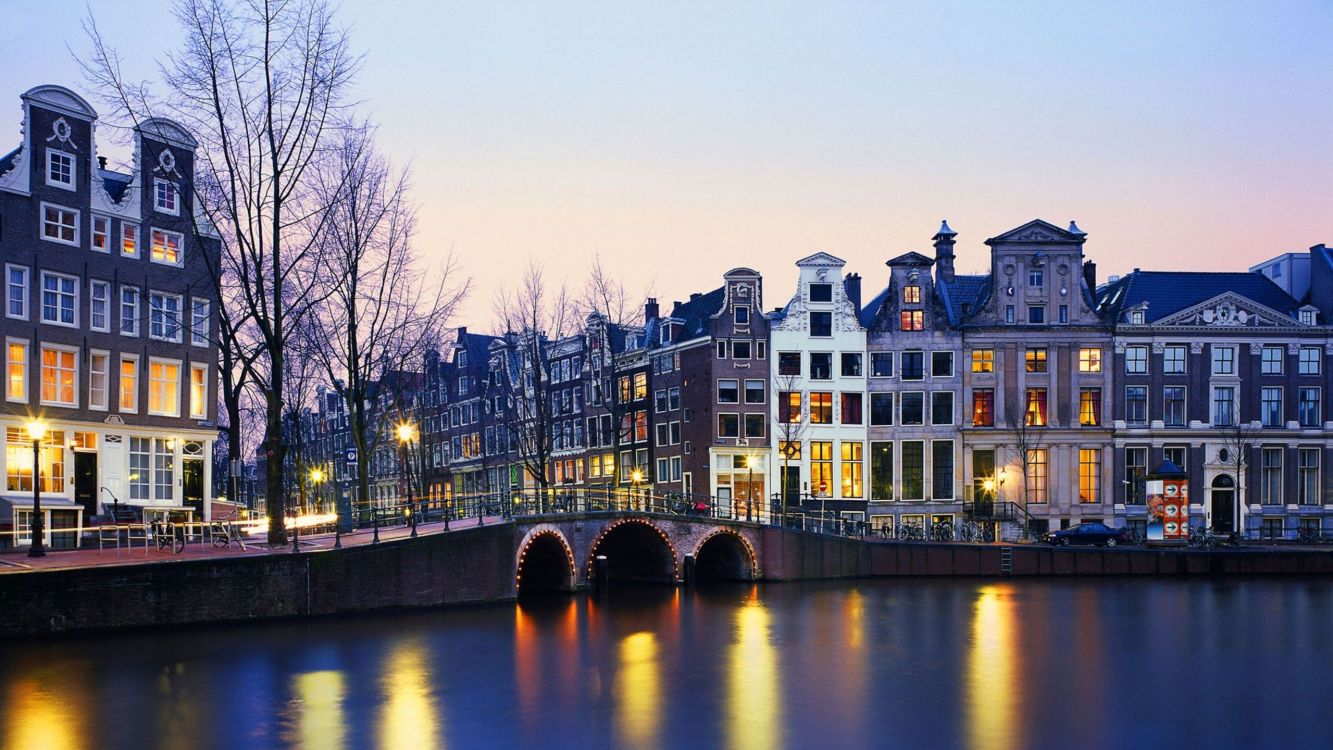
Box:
[1044,522,1131,548]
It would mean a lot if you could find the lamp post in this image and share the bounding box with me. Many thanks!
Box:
[26,419,47,557]
[630,469,643,511]
[744,454,756,523]
[396,421,419,538]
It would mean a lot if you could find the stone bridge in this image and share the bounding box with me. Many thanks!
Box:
[511,512,766,592]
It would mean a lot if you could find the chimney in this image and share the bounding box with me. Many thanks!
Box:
[933,220,957,283]
[643,297,659,323]
[690,292,702,301]
[97,156,107,170]
[843,272,862,316]
[1082,260,1096,292]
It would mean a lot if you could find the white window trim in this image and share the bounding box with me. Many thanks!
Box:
[149,290,185,343]
[38,342,80,408]
[147,357,181,417]
[744,378,766,405]
[39,271,79,328]
[5,263,28,321]
[1211,345,1237,376]
[91,214,111,253]
[6,337,29,404]
[716,378,740,405]
[716,412,741,439]
[89,280,111,333]
[149,227,185,267]
[39,201,80,247]
[45,147,75,191]
[120,285,141,338]
[121,223,139,258]
[119,353,140,413]
[154,178,181,216]
[89,349,110,411]
[190,362,209,419]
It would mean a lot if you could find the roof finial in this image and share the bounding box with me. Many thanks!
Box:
[1068,220,1086,236]
[935,219,956,238]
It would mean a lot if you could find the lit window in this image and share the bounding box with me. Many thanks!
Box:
[1079,449,1100,503]
[190,363,208,419]
[89,351,109,410]
[1079,388,1101,426]
[6,339,28,403]
[151,228,183,265]
[971,349,993,373]
[148,359,181,417]
[92,215,110,252]
[1025,388,1047,426]
[1078,347,1102,372]
[40,346,77,406]
[1025,348,1048,373]
[900,310,924,331]
[903,285,921,304]
[121,224,139,257]
[120,354,140,412]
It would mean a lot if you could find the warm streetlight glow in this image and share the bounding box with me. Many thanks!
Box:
[631,469,643,483]
[745,454,757,469]
[983,478,996,493]
[310,468,325,484]
[25,419,46,442]
[395,422,418,444]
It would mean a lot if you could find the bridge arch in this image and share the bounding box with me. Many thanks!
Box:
[585,518,679,585]
[691,528,760,581]
[515,526,577,594]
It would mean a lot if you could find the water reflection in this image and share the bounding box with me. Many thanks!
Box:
[379,638,441,749]
[727,591,781,750]
[966,584,1022,750]
[615,631,661,749]
[292,670,346,749]
[3,670,88,750]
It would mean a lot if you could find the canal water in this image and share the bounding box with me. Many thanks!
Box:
[2,578,1331,749]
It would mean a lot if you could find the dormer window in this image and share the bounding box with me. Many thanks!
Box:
[903,285,921,305]
[809,283,833,302]
[1299,309,1316,325]
[1130,310,1145,325]
[660,325,670,344]
[734,306,750,325]
[458,351,468,368]
[46,149,75,190]
[155,179,179,215]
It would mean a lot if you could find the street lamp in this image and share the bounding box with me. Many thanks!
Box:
[396,421,419,538]
[630,468,643,511]
[26,419,47,557]
[745,454,757,523]
[310,467,325,514]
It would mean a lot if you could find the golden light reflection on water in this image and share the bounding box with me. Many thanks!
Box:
[379,638,442,750]
[966,585,1022,750]
[292,670,346,750]
[615,631,661,750]
[3,672,88,750]
[727,594,781,750]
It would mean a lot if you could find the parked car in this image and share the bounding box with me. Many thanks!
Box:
[1044,522,1132,548]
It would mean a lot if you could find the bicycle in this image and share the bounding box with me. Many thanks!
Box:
[1188,526,1216,550]
[930,520,954,542]
[153,520,186,554]
[1297,527,1328,545]
[1124,527,1146,546]
[210,513,247,550]
[897,521,924,541]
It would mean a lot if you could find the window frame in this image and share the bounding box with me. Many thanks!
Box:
[150,227,185,267]
[39,343,79,408]
[39,271,79,328]
[46,147,75,190]
[40,202,80,246]
[5,264,29,321]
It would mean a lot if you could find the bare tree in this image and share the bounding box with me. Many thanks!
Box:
[1005,398,1046,539]
[1221,420,1260,535]
[773,374,808,522]
[306,126,466,522]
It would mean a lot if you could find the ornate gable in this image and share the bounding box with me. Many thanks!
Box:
[1153,292,1299,328]
[794,251,846,267]
[886,251,935,267]
[985,219,1083,246]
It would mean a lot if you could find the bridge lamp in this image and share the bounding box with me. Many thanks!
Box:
[744,455,757,523]
[26,419,48,557]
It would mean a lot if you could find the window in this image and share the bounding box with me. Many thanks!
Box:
[870,442,893,500]
[744,379,765,404]
[1025,348,1047,373]
[1130,310,1145,325]
[1005,305,1015,324]
[972,389,994,427]
[90,280,110,332]
[150,292,183,342]
[47,148,75,189]
[1260,345,1284,375]
[811,441,833,495]
[40,272,77,326]
[1299,347,1321,375]
[130,437,175,502]
[931,351,954,377]
[633,372,647,400]
[1125,346,1148,374]
[1058,305,1068,324]
[6,264,28,320]
[1079,388,1101,426]
[119,354,139,412]
[7,428,65,494]
[1025,388,1047,426]
[1078,348,1102,373]
[810,311,832,337]
[1298,448,1320,505]
[89,351,109,410]
[971,349,993,373]
[810,392,833,424]
[1079,449,1100,503]
[1213,386,1235,427]
[155,179,179,215]
[901,442,924,500]
[40,345,77,406]
[151,228,183,265]
[1261,387,1283,427]
[1025,449,1048,504]
[41,203,79,245]
[1261,448,1283,505]
[190,363,208,419]
[810,353,832,380]
[900,392,924,425]
[840,392,862,424]
[901,351,924,380]
[900,311,923,331]
[121,224,138,257]
[6,339,28,402]
[1298,387,1320,428]
[841,353,862,377]
[1027,306,1045,324]
[871,352,893,377]
[779,391,802,423]
[732,340,751,359]
[809,283,833,302]
[1212,346,1235,375]
[190,299,210,346]
[841,442,863,498]
[1125,386,1147,426]
[1163,345,1186,374]
[1163,446,1188,471]
[668,387,680,410]
[931,391,953,425]
[148,360,181,417]
[1028,268,1044,288]
[756,342,766,359]
[121,286,141,336]
[778,352,801,376]
[717,379,739,404]
[1125,447,1148,504]
[870,392,893,425]
[903,285,921,304]
[932,441,954,499]
[744,413,765,438]
[92,215,110,252]
[1164,386,1186,427]
[734,306,749,324]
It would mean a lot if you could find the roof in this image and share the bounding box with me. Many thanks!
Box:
[1097,271,1301,324]
[99,168,133,203]
[0,147,18,176]
[859,284,891,328]
[885,251,935,267]
[668,286,726,339]
[937,274,991,325]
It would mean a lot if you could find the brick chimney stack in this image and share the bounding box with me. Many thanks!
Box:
[933,220,957,283]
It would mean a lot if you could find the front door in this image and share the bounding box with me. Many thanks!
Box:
[1212,490,1235,534]
[781,466,801,506]
[183,459,204,517]
[74,452,97,516]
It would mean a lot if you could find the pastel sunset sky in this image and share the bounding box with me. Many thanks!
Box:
[5,1,1331,323]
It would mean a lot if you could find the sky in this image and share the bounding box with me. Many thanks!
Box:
[4,1,1331,325]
